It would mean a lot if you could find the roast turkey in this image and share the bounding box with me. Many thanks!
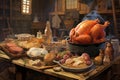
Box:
[69,19,110,44]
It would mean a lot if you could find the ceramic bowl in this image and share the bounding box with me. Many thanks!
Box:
[53,60,94,73]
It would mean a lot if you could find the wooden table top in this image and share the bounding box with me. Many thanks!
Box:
[0,50,120,80]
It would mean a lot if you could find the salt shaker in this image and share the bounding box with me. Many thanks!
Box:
[36,31,42,39]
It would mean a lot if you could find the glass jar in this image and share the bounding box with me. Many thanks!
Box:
[111,39,119,58]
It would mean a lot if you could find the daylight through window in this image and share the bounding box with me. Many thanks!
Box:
[66,0,78,9]
[22,0,32,15]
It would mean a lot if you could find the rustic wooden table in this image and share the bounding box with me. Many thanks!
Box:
[0,50,119,80]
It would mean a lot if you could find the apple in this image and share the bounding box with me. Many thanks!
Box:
[63,54,70,60]
[85,60,92,65]
[84,55,90,61]
[60,59,65,64]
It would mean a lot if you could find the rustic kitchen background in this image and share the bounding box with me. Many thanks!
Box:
[0,0,120,80]
[0,0,120,41]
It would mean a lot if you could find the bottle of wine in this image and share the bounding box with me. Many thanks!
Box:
[44,21,53,44]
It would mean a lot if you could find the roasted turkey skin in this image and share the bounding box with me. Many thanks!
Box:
[90,21,110,44]
[69,19,110,44]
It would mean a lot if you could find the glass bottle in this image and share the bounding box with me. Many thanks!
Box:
[36,30,42,39]
[104,42,114,61]
[111,39,119,59]
[44,21,53,44]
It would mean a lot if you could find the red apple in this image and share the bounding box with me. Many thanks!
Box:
[85,60,92,65]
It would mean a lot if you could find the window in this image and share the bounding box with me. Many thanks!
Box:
[66,0,78,10]
[21,0,32,15]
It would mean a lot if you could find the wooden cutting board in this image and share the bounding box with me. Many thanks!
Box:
[0,45,27,59]
[12,58,56,70]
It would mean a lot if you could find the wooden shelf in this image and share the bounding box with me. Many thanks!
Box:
[49,9,120,15]
[79,10,120,14]
[49,12,65,15]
